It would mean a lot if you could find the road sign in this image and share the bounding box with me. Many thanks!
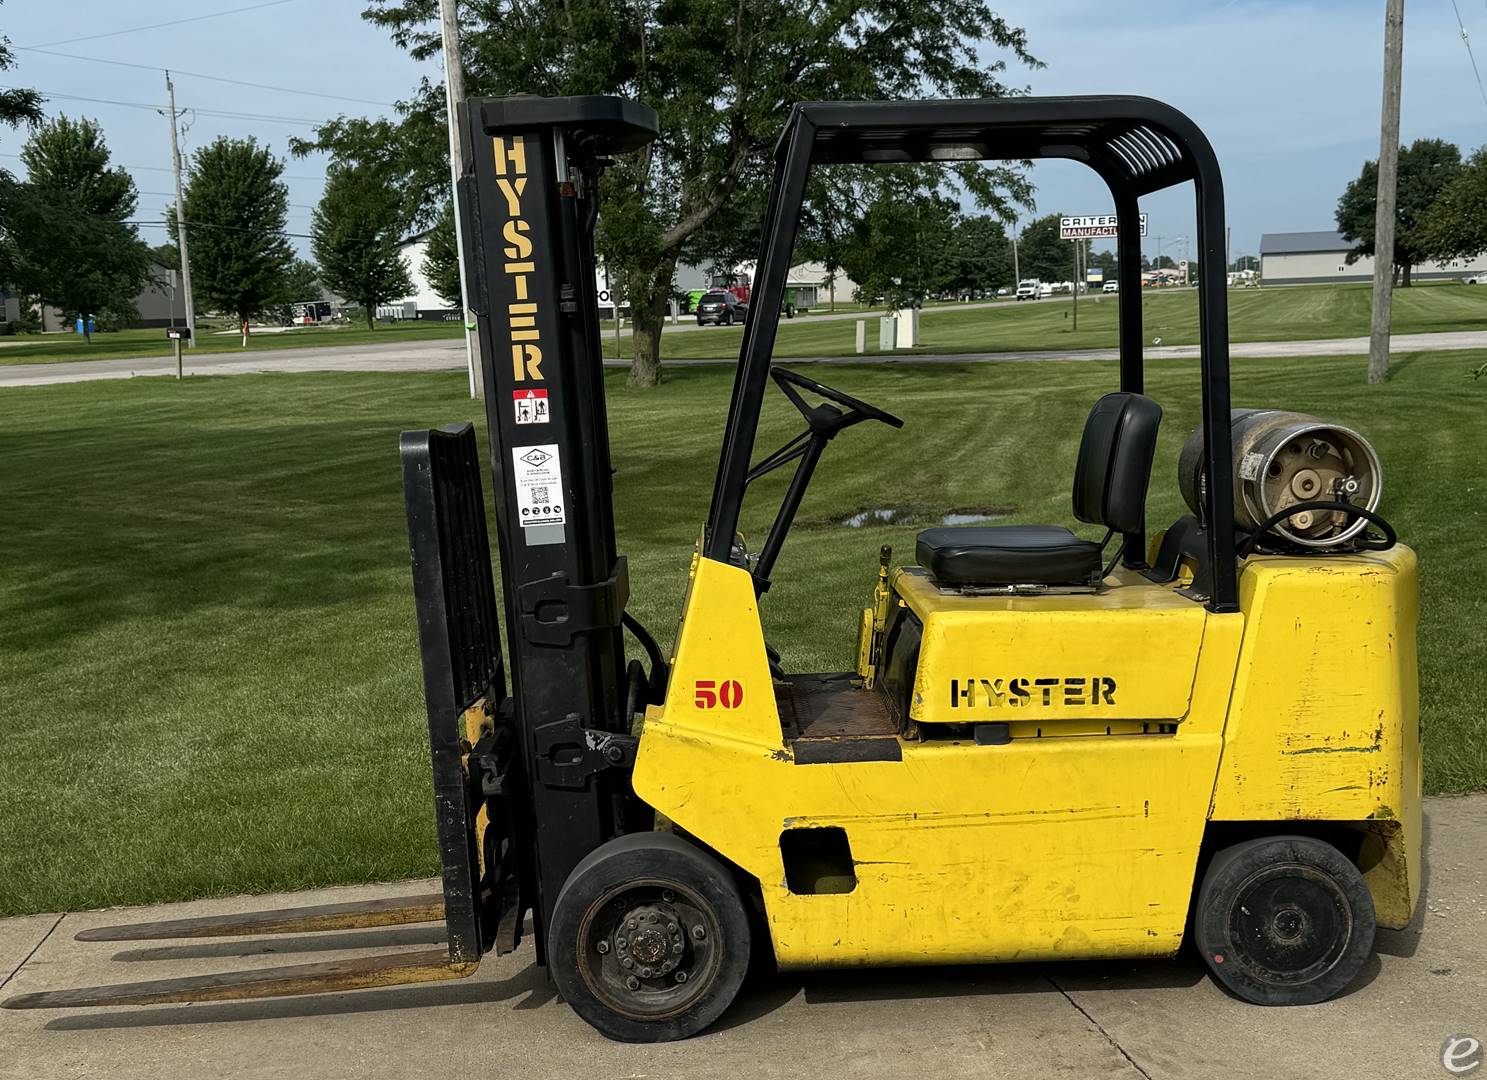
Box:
[1059,214,1148,239]
[1086,268,1104,284]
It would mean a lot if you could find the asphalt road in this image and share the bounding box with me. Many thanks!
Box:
[3,327,1487,388]
[2,794,1481,1080]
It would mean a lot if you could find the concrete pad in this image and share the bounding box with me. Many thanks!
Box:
[2,797,1483,1079]
[0,914,62,990]
[1057,796,1487,1080]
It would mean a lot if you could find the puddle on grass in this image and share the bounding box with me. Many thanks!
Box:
[840,506,1012,529]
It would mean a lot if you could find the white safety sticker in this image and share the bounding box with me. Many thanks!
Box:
[513,388,549,425]
[1238,451,1266,482]
[512,444,565,528]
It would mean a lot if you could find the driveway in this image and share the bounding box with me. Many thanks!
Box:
[2,327,1486,388]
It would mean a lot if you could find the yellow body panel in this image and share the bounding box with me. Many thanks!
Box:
[1210,544,1422,928]
[632,543,1421,968]
[896,569,1208,724]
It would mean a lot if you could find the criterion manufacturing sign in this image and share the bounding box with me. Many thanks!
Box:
[1060,214,1148,239]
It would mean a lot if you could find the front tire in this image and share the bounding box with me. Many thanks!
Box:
[1194,835,1375,1005]
[549,832,752,1042]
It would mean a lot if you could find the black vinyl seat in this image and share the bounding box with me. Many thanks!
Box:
[916,393,1163,587]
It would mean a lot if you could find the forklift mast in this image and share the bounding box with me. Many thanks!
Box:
[448,96,662,955]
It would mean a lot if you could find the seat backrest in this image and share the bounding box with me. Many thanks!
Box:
[1071,392,1163,533]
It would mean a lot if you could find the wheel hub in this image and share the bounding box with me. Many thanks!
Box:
[611,903,686,979]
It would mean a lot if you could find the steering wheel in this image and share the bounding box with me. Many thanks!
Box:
[770,366,904,429]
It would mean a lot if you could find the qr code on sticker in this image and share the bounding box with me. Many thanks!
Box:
[530,486,550,504]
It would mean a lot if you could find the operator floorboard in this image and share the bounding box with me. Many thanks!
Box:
[776,674,902,763]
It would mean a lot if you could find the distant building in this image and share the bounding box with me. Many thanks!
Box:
[2,261,188,330]
[391,232,458,320]
[1259,230,1487,286]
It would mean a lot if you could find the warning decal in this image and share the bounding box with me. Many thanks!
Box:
[513,388,549,425]
[512,444,565,528]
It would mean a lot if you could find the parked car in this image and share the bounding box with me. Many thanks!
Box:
[1037,282,1054,299]
[996,286,1011,297]
[1464,274,1484,286]
[1103,281,1119,293]
[1015,280,1040,301]
[695,290,749,326]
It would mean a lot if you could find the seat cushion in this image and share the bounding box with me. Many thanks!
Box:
[915,525,1103,586]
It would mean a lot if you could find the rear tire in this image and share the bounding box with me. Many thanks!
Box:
[549,832,751,1042]
[1194,835,1375,1005]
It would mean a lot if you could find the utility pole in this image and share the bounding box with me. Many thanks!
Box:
[438,0,484,399]
[163,73,196,348]
[1071,238,1079,331]
[1369,0,1405,385]
[1011,217,1021,285]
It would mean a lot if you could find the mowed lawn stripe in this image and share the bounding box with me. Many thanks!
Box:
[0,352,1480,915]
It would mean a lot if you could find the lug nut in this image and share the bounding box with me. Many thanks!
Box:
[691,925,706,941]
[617,937,627,948]
[640,967,653,978]
[625,976,640,991]
[675,971,688,984]
[620,957,633,969]
[649,913,659,923]
[662,890,675,902]
[627,918,638,930]
[672,942,683,954]
[596,940,610,954]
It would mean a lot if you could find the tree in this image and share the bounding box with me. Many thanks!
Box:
[945,214,1013,296]
[1336,138,1462,287]
[1230,254,1259,273]
[298,1,1039,385]
[0,13,44,290]
[834,173,960,309]
[1419,146,1487,263]
[311,162,412,329]
[422,201,461,307]
[5,116,151,339]
[1016,213,1071,283]
[175,137,295,330]
[0,4,40,147]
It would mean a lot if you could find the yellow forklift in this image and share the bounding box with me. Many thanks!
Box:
[5,94,1420,1043]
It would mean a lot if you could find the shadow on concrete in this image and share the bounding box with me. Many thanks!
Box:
[109,925,452,963]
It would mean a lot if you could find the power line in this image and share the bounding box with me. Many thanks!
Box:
[0,152,326,182]
[127,218,395,244]
[14,47,398,108]
[22,0,301,50]
[3,84,323,125]
[1449,0,1487,114]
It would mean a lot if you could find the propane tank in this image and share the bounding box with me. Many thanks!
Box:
[1178,410,1383,548]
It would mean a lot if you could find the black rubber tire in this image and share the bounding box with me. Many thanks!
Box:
[1194,835,1375,1005]
[723,311,733,326]
[549,832,751,1042]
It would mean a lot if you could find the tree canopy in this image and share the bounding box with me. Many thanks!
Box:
[175,136,296,327]
[296,0,1039,384]
[1015,213,1072,283]
[5,115,151,336]
[421,201,462,308]
[1336,138,1462,286]
[311,162,413,328]
[1419,146,1487,264]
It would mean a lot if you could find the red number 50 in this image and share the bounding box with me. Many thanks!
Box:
[695,679,744,709]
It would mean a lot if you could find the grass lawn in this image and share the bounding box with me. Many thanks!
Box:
[0,320,463,366]
[601,281,1487,360]
[0,350,1482,915]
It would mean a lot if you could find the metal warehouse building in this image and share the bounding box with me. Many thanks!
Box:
[1260,230,1487,286]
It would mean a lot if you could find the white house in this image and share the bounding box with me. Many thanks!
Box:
[390,231,459,320]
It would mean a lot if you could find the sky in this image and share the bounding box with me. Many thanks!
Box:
[1,0,1485,263]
